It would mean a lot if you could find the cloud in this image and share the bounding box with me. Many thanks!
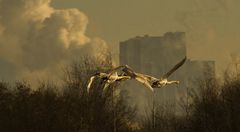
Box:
[0,0,108,85]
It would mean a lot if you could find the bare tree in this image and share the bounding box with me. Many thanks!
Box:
[0,55,137,132]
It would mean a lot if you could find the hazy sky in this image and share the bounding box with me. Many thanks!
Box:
[0,0,239,83]
[52,0,240,73]
[0,0,108,83]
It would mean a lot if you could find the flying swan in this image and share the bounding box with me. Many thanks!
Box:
[87,66,131,93]
[122,57,186,92]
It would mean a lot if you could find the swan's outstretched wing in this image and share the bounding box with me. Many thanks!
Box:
[122,65,137,77]
[103,82,110,91]
[122,65,155,92]
[108,65,126,76]
[139,73,158,81]
[87,76,96,93]
[162,57,186,79]
[123,65,157,80]
[134,75,154,92]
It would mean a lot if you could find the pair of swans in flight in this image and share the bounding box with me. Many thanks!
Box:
[87,57,186,93]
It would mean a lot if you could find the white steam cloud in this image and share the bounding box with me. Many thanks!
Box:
[0,0,108,84]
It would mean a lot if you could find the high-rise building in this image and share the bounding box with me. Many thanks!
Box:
[119,32,215,115]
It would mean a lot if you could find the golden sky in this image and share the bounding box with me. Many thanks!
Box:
[0,0,239,83]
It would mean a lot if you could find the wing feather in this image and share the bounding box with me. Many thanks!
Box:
[87,76,96,93]
[135,76,154,92]
[138,73,158,81]
[122,65,137,77]
[103,82,110,91]
[108,65,126,76]
[162,57,186,79]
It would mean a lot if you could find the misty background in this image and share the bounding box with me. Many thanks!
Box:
[0,0,240,84]
[0,0,240,131]
[53,0,240,71]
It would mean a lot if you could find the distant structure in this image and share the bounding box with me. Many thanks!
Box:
[119,32,215,115]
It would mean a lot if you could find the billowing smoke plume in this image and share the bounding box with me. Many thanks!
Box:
[0,0,108,84]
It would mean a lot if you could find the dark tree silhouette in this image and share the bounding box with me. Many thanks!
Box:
[0,56,137,132]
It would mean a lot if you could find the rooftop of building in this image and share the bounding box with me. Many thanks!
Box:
[120,32,186,44]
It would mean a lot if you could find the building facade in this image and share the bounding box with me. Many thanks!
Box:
[119,32,215,115]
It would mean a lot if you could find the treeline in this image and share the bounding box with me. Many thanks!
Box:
[1,56,240,132]
[140,72,240,132]
[0,56,136,132]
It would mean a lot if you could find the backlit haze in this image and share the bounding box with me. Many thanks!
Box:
[0,0,240,84]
